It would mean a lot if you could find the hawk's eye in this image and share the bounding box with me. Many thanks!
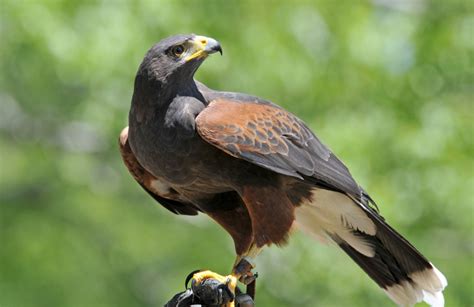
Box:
[171,45,185,57]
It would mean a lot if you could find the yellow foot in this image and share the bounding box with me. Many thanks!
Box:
[191,270,238,307]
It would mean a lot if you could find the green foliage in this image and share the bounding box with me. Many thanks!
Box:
[1,1,472,306]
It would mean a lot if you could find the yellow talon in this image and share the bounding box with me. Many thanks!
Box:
[192,270,229,284]
[226,274,238,289]
[192,270,239,307]
[226,274,238,307]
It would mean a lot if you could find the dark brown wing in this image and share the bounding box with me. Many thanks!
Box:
[119,127,199,216]
[195,97,361,197]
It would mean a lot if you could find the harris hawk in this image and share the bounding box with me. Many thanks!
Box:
[119,34,447,306]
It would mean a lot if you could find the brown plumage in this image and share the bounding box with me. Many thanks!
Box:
[197,99,307,156]
[120,34,447,306]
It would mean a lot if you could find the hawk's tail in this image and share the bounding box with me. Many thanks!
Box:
[295,188,447,306]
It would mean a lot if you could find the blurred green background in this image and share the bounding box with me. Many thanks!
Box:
[1,0,472,306]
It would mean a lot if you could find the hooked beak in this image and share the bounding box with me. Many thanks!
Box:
[185,35,222,62]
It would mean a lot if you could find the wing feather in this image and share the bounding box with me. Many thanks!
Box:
[196,97,361,196]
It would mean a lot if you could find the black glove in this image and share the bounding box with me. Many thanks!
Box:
[164,273,255,307]
[164,289,194,307]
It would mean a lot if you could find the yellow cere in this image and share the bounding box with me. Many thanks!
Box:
[184,36,209,62]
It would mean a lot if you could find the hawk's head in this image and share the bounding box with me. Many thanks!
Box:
[138,34,222,84]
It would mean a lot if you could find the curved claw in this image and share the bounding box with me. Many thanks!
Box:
[185,269,203,289]
[218,282,235,302]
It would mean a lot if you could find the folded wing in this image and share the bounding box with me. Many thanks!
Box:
[119,127,199,216]
[196,97,361,197]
